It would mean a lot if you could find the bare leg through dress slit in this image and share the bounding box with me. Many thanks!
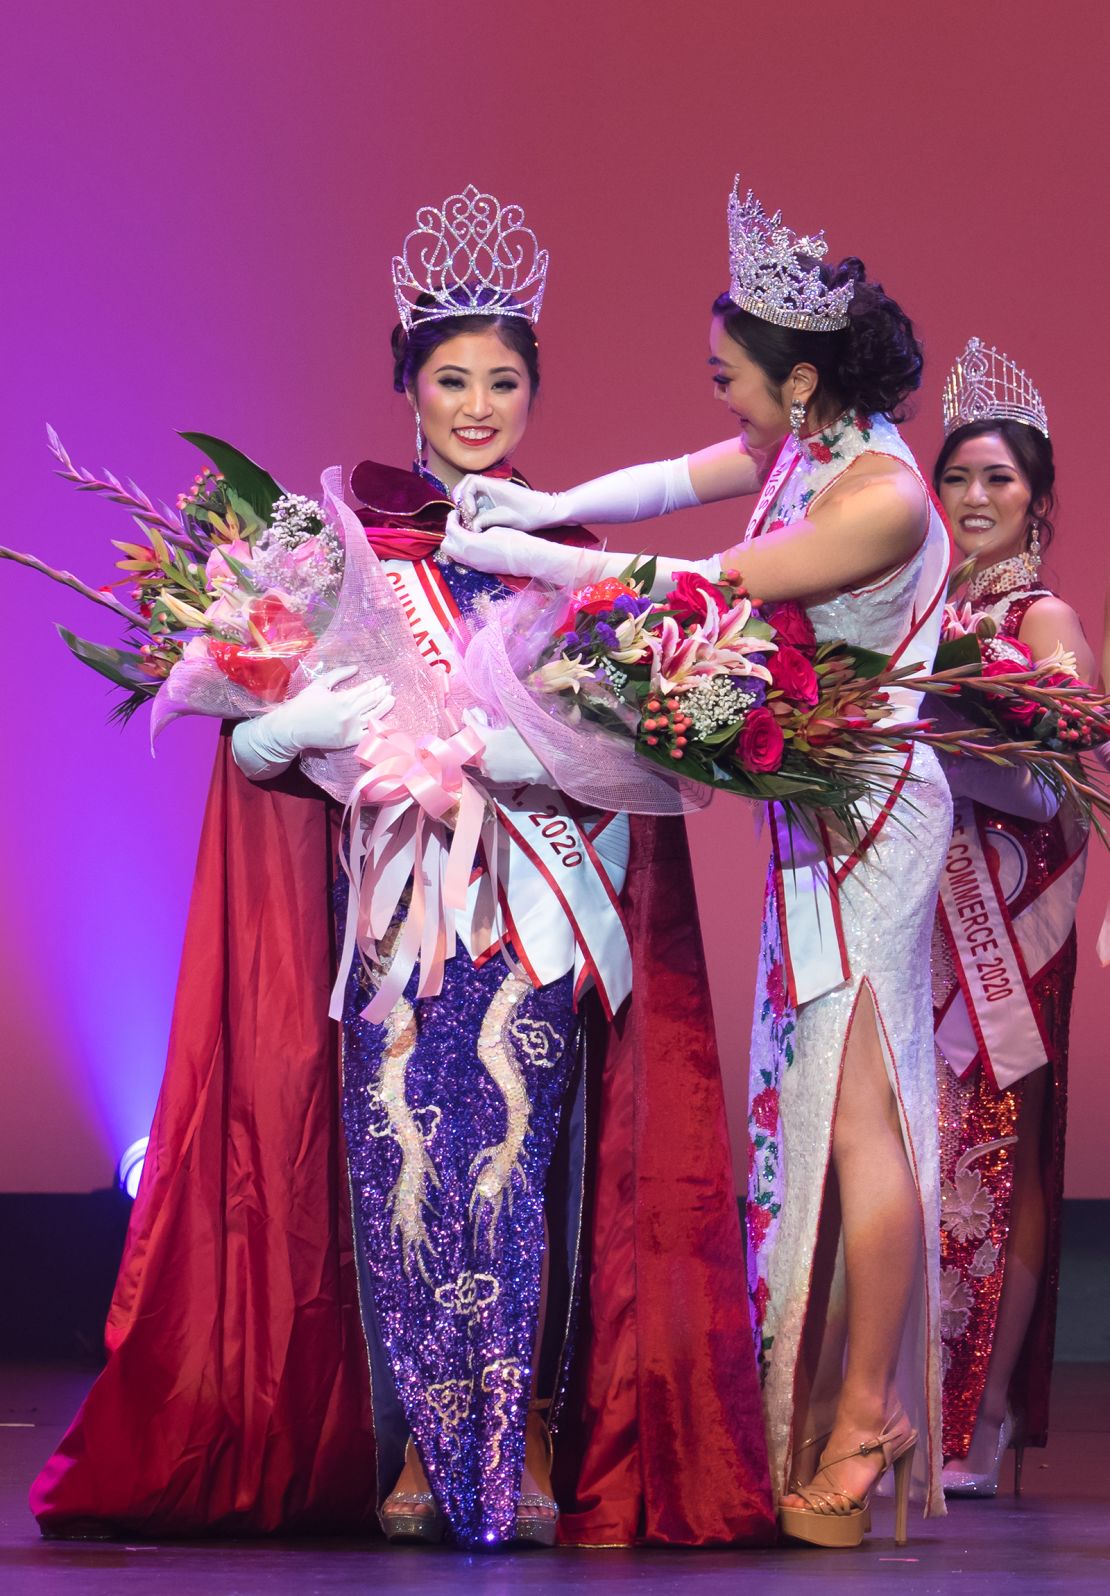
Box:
[784,982,922,1516]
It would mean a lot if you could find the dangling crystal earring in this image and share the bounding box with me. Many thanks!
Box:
[413,409,425,472]
[1024,520,1042,578]
[790,398,807,440]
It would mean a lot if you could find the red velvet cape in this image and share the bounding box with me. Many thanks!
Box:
[31,470,773,1545]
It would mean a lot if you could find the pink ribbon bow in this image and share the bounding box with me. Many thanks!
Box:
[330,718,488,1025]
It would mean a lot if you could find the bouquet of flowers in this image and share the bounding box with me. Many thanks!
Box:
[926,598,1110,825]
[520,559,1110,828]
[0,428,344,723]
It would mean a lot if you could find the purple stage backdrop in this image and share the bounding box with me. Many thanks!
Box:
[2,0,1107,1195]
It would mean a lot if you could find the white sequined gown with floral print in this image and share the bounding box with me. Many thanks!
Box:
[742,411,952,1519]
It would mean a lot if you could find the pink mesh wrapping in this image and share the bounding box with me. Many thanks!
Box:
[458,584,709,816]
[151,468,448,801]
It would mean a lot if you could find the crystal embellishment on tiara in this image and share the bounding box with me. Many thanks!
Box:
[727,177,854,333]
[392,185,548,331]
[942,337,1050,439]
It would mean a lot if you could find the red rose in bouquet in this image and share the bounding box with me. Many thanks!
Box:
[666,570,728,626]
[737,705,785,772]
[769,644,820,707]
[767,600,817,656]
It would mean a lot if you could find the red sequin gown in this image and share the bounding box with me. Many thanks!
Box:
[933,581,1086,1458]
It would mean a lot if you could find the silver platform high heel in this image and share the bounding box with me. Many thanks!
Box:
[379,1438,447,1543]
[943,1407,1025,1498]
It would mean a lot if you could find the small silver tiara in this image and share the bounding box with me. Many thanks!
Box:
[942,337,1049,439]
[392,184,548,332]
[727,177,854,333]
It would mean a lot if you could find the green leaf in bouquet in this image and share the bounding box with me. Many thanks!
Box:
[219,549,263,595]
[620,554,657,595]
[933,633,983,673]
[621,660,652,683]
[840,644,892,680]
[745,617,777,642]
[700,717,746,749]
[179,432,285,520]
[109,687,159,726]
[222,489,268,541]
[57,627,160,695]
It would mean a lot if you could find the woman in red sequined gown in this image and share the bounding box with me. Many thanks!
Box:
[931,353,1093,1493]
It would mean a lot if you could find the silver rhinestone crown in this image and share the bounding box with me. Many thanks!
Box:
[942,337,1049,439]
[392,184,548,331]
[727,177,854,333]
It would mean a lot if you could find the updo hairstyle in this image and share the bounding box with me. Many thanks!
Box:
[713,257,923,421]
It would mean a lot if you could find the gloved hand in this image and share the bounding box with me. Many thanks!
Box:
[442,511,602,583]
[464,708,550,786]
[941,752,1061,824]
[231,667,395,781]
[454,456,700,533]
[454,475,561,533]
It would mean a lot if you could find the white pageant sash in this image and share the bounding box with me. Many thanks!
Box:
[936,799,1086,1089]
[372,557,631,1010]
[490,788,632,1019]
[741,437,800,545]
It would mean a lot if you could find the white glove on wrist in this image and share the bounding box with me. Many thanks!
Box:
[942,753,1061,824]
[455,456,700,534]
[231,667,395,781]
[441,509,721,596]
[464,708,550,786]
[441,512,603,584]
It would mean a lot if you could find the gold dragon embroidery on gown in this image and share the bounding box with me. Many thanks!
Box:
[469,970,565,1248]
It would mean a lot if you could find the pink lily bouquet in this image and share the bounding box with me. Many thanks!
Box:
[524,560,1110,829]
[527,559,929,819]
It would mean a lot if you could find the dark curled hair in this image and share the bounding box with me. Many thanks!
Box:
[933,418,1057,549]
[713,257,923,421]
[391,287,540,396]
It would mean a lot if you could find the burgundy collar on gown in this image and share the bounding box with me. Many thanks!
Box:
[350,458,596,575]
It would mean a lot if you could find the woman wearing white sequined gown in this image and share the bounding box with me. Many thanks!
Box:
[443,179,952,1546]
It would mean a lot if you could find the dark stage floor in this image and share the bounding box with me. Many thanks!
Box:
[1,1363,1107,1595]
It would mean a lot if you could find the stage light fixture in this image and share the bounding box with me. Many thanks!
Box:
[117,1137,149,1199]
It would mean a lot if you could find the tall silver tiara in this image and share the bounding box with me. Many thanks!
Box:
[727,177,854,333]
[942,337,1049,439]
[391,184,548,331]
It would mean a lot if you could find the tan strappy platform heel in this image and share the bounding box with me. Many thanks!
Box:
[512,1402,559,1547]
[379,1437,447,1543]
[779,1409,918,1548]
